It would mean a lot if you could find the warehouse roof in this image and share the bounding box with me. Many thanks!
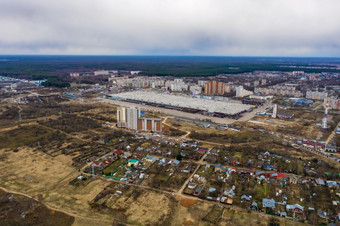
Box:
[109,91,252,115]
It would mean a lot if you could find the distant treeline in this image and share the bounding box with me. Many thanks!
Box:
[42,79,70,88]
[0,55,339,79]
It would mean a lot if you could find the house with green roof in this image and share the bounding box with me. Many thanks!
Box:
[127,159,139,167]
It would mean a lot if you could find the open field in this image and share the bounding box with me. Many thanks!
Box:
[162,124,187,137]
[247,106,340,141]
[0,125,65,149]
[0,188,75,226]
[189,129,270,144]
[90,183,177,225]
[0,148,115,223]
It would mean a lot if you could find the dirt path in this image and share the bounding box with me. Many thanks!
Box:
[325,123,339,145]
[162,117,191,139]
[181,131,191,139]
[176,164,200,197]
[176,148,211,196]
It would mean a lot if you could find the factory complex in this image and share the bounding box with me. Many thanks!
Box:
[108,91,253,118]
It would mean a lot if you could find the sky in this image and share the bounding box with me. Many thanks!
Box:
[0,0,340,57]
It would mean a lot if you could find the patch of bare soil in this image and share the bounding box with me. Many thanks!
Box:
[180,198,198,208]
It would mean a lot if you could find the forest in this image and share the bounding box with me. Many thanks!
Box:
[0,55,339,79]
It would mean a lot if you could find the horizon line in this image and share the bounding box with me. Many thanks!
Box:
[0,54,340,59]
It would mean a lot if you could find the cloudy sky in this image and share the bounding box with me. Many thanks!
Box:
[0,0,339,56]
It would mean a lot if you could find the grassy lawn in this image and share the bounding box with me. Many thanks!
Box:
[222,208,235,220]
[109,138,121,145]
[114,167,128,178]
[203,205,224,223]
[102,158,126,175]
[141,141,152,148]
[156,173,170,181]
[233,152,243,159]
[197,165,214,178]
[253,183,270,203]
[148,165,162,174]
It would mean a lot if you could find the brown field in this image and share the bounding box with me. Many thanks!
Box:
[248,109,338,141]
[180,197,198,207]
[0,188,75,226]
[166,119,228,135]
[0,147,114,223]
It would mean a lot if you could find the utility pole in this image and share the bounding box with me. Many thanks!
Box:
[19,111,22,124]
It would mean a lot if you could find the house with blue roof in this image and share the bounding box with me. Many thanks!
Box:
[315,178,325,186]
[318,209,326,219]
[250,202,258,210]
[262,198,275,209]
[208,187,216,193]
[224,189,235,198]
[280,212,287,217]
[263,163,273,170]
[255,171,266,176]
[327,180,338,188]
[173,160,181,165]
[215,164,226,173]
[146,156,159,162]
[194,186,204,196]
[241,195,252,202]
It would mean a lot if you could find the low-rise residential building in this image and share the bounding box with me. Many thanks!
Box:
[286,204,304,213]
[262,198,275,209]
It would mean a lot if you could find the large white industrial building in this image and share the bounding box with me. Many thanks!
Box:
[109,91,253,117]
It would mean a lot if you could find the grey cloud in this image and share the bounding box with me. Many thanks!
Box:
[0,0,339,56]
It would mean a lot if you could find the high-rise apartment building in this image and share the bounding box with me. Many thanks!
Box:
[126,107,140,130]
[204,81,226,95]
[117,106,140,129]
[117,106,127,128]
[117,106,162,132]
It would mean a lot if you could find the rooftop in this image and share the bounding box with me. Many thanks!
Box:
[109,91,253,115]
[128,159,139,163]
